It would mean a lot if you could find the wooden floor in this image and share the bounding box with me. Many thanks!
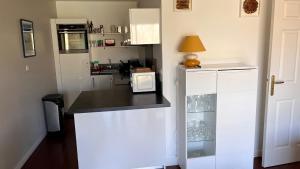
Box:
[22,118,300,169]
[253,158,300,169]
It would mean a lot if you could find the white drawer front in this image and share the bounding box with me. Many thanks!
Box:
[186,71,217,95]
[217,69,258,93]
[187,156,215,169]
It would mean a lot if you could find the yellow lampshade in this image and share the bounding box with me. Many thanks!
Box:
[179,35,206,53]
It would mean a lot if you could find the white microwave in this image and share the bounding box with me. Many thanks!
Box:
[131,72,156,93]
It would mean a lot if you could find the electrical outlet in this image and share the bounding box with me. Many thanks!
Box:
[25,65,30,72]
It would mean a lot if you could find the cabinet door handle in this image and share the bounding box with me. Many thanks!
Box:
[92,78,95,88]
[110,78,113,88]
[271,75,285,96]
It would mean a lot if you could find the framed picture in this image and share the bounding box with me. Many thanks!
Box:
[240,0,260,17]
[174,0,192,12]
[20,19,36,57]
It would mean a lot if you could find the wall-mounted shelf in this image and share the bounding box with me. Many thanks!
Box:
[89,32,126,36]
[90,45,140,49]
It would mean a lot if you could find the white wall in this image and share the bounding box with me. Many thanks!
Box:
[138,0,161,8]
[56,1,142,64]
[161,0,271,164]
[0,0,57,168]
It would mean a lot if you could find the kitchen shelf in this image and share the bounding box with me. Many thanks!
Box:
[188,149,215,159]
[188,139,215,143]
[91,46,137,48]
[89,32,126,36]
[187,111,215,114]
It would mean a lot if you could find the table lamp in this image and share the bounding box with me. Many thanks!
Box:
[179,35,206,68]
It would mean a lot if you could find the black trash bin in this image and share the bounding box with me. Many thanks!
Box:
[42,94,64,135]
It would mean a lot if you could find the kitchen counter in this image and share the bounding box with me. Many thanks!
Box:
[70,85,170,169]
[68,86,170,113]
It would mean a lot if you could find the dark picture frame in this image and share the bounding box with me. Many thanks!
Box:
[20,19,36,57]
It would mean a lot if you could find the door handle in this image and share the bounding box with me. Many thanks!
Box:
[271,75,285,96]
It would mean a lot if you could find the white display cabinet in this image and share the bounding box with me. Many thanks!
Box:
[177,63,258,169]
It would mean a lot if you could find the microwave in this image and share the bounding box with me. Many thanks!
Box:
[131,72,156,93]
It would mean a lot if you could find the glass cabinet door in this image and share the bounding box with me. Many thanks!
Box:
[186,94,217,158]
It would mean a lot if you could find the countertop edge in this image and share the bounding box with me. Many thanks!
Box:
[67,102,171,114]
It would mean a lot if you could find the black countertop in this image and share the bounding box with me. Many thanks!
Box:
[68,86,170,114]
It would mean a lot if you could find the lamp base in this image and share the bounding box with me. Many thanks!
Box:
[184,53,198,60]
[183,54,201,68]
[184,59,200,68]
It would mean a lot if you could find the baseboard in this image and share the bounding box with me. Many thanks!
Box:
[164,156,178,166]
[14,133,46,169]
[254,149,262,157]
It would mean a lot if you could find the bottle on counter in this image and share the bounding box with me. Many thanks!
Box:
[100,25,104,34]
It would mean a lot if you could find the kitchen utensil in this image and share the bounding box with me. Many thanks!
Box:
[110,25,117,33]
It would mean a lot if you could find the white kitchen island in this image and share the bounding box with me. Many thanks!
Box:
[69,86,171,169]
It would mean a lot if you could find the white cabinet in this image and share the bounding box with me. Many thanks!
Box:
[177,64,258,169]
[129,8,160,45]
[75,108,167,169]
[50,19,91,111]
[216,70,257,169]
[91,75,113,91]
[60,53,91,110]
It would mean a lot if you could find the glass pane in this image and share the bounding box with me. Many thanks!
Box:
[187,118,214,142]
[67,33,87,50]
[187,141,215,158]
[187,94,216,158]
[187,95,216,113]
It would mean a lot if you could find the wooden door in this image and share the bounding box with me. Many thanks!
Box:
[263,0,300,167]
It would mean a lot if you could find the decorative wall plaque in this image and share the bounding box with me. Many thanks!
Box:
[240,0,260,17]
[174,0,192,12]
[20,19,36,57]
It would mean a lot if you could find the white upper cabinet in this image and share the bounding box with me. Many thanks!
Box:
[129,8,160,45]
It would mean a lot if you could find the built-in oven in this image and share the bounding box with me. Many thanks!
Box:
[57,24,88,53]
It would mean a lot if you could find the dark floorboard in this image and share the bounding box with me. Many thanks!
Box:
[254,157,300,169]
[22,118,78,169]
[22,118,300,169]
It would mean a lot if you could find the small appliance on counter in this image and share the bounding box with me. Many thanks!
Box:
[131,68,156,93]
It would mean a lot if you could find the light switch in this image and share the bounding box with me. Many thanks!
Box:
[25,65,30,72]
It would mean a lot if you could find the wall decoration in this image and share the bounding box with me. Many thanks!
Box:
[240,0,260,17]
[174,0,192,12]
[20,19,36,57]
